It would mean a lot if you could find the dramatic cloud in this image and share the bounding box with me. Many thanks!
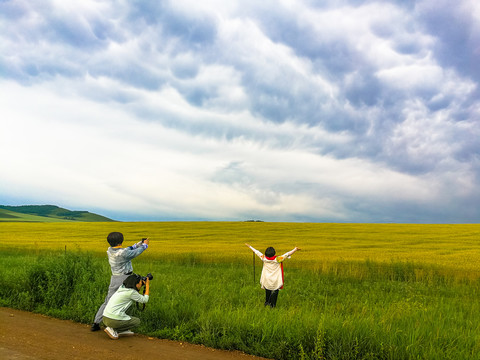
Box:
[1,0,479,222]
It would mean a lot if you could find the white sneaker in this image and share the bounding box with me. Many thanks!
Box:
[118,330,134,337]
[104,327,119,340]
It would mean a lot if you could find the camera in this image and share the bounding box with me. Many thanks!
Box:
[141,273,153,282]
[137,273,153,311]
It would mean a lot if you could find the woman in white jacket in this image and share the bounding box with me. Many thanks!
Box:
[102,273,150,339]
[245,243,300,307]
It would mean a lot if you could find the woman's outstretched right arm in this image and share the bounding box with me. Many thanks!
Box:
[245,243,263,258]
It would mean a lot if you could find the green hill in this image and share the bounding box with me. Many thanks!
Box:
[0,205,115,222]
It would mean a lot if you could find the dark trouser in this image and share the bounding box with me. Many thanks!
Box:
[103,316,140,333]
[265,289,279,308]
[94,274,129,324]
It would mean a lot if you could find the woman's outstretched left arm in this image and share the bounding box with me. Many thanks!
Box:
[282,246,301,259]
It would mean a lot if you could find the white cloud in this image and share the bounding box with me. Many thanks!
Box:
[376,64,443,91]
[0,0,479,222]
[0,78,435,221]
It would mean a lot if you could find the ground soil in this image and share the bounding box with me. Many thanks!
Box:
[0,307,269,360]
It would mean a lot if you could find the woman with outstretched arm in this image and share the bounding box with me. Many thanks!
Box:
[245,243,300,307]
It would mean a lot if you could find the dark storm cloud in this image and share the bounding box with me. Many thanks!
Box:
[416,1,480,83]
[251,0,480,180]
[126,0,218,49]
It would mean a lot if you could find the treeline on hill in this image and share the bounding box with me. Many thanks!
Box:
[0,205,114,222]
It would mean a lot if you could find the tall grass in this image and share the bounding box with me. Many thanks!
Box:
[1,249,480,359]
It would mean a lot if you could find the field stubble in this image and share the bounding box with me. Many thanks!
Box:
[2,222,480,281]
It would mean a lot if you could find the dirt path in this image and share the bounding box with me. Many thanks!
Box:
[0,307,269,360]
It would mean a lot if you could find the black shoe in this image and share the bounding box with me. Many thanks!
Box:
[91,323,101,331]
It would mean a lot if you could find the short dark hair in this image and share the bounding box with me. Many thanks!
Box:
[265,247,276,257]
[123,274,142,290]
[107,232,124,247]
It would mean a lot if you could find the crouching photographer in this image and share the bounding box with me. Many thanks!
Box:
[102,273,152,340]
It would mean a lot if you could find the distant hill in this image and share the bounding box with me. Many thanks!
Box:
[0,205,115,222]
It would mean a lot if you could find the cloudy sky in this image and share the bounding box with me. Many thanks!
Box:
[1,0,479,223]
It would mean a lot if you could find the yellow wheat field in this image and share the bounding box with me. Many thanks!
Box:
[1,222,480,277]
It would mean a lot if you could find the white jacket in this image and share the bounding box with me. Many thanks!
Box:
[103,285,149,320]
[249,246,296,290]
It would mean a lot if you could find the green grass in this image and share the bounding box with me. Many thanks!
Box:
[0,208,74,222]
[1,249,480,359]
[1,222,480,359]
[0,205,114,222]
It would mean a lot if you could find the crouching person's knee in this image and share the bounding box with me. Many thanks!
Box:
[130,316,141,329]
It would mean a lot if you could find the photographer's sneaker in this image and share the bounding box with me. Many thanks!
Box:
[118,330,134,337]
[104,327,118,340]
[90,323,101,332]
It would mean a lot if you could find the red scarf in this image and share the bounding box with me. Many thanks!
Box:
[265,255,284,289]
